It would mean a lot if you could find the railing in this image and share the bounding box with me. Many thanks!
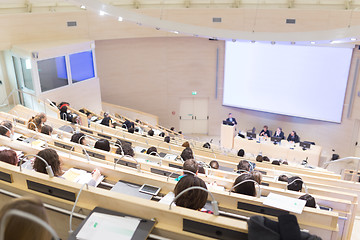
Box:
[323,157,360,182]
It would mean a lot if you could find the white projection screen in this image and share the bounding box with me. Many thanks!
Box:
[223,42,353,123]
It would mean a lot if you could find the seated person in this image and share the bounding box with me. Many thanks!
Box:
[116,142,134,157]
[70,133,87,145]
[251,171,262,184]
[180,147,193,161]
[33,148,101,186]
[287,176,303,191]
[159,132,165,137]
[40,125,53,136]
[174,174,211,213]
[209,160,219,169]
[237,149,245,157]
[272,160,280,165]
[182,141,190,148]
[232,173,256,197]
[226,113,237,125]
[0,121,14,138]
[86,112,92,128]
[259,125,270,137]
[278,174,289,182]
[148,129,154,136]
[59,104,72,122]
[299,194,316,208]
[175,159,199,181]
[146,146,158,155]
[128,127,135,134]
[164,136,170,143]
[0,197,51,240]
[202,142,211,149]
[262,156,270,162]
[122,119,134,129]
[237,160,250,173]
[198,165,206,174]
[287,131,300,143]
[28,113,47,132]
[94,139,110,152]
[255,155,263,162]
[100,112,113,127]
[0,149,18,165]
[273,127,285,139]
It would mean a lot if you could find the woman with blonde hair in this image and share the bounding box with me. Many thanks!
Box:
[28,113,47,132]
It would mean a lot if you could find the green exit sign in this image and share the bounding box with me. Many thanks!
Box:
[192,91,197,95]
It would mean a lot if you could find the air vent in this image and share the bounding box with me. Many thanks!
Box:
[213,17,222,23]
[286,19,296,24]
[67,21,77,27]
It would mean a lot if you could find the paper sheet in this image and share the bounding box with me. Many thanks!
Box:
[76,212,140,240]
[263,192,306,214]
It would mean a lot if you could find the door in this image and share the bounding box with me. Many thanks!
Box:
[179,98,208,134]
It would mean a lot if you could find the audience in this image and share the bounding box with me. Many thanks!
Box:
[0,121,13,137]
[0,197,51,240]
[33,148,101,186]
[287,176,303,192]
[100,112,113,128]
[70,133,87,145]
[237,149,245,157]
[164,136,170,143]
[28,113,47,132]
[40,125,53,136]
[272,160,280,165]
[128,127,135,134]
[146,146,158,155]
[232,173,256,197]
[159,132,165,137]
[299,194,316,208]
[0,149,18,165]
[273,127,285,139]
[262,156,270,162]
[202,142,211,149]
[94,139,110,152]
[174,175,209,212]
[237,160,250,173]
[180,147,193,161]
[86,112,93,127]
[278,174,289,182]
[209,160,219,169]
[116,142,134,157]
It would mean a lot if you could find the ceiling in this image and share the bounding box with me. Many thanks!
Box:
[2,0,360,13]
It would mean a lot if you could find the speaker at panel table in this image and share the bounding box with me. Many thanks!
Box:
[223,113,237,126]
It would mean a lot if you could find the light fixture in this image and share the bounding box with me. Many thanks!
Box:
[351,37,357,41]
[80,5,86,9]
[310,41,316,44]
[99,10,106,16]
[118,16,123,22]
[25,59,31,69]
[172,31,179,34]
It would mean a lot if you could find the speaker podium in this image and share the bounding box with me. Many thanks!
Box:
[221,124,235,149]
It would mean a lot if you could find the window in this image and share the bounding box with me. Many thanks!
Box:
[20,58,34,90]
[38,56,68,92]
[69,51,95,83]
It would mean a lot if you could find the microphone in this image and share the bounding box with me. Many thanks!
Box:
[0,209,60,240]
[114,155,140,172]
[19,154,54,178]
[69,144,90,162]
[27,122,38,133]
[69,183,88,234]
[169,186,219,216]
[229,179,261,198]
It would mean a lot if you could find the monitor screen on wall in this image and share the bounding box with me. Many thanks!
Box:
[223,42,353,123]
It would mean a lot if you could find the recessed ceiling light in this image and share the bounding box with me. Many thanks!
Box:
[171,31,179,34]
[351,37,357,41]
[80,5,86,9]
[118,17,123,22]
[99,10,106,16]
[310,41,316,44]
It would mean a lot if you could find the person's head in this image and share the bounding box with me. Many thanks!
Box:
[40,125,53,136]
[159,132,165,137]
[278,174,288,182]
[180,147,193,161]
[183,159,199,174]
[38,113,47,124]
[202,142,211,149]
[70,132,87,145]
[0,121,13,137]
[33,148,62,177]
[282,160,289,165]
[299,194,316,208]
[291,131,296,136]
[252,171,262,184]
[237,149,245,157]
[86,112,92,119]
[104,112,109,118]
[272,160,280,165]
[256,155,263,162]
[128,127,135,134]
[94,139,110,152]
[233,173,256,197]
[287,176,303,192]
[228,113,232,118]
[170,127,175,131]
[262,156,270,162]
[198,165,205,174]
[209,160,219,169]
[182,141,190,148]
[174,175,208,210]
[237,160,250,172]
[0,150,18,165]
[263,125,268,131]
[277,127,282,133]
[164,136,170,143]
[116,143,134,157]
[148,129,154,136]
[146,146,157,155]
[0,197,50,240]
[59,105,67,113]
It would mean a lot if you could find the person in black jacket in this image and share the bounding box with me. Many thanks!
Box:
[273,127,285,139]
[225,113,237,125]
[259,125,270,137]
[287,131,300,143]
[100,112,113,127]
